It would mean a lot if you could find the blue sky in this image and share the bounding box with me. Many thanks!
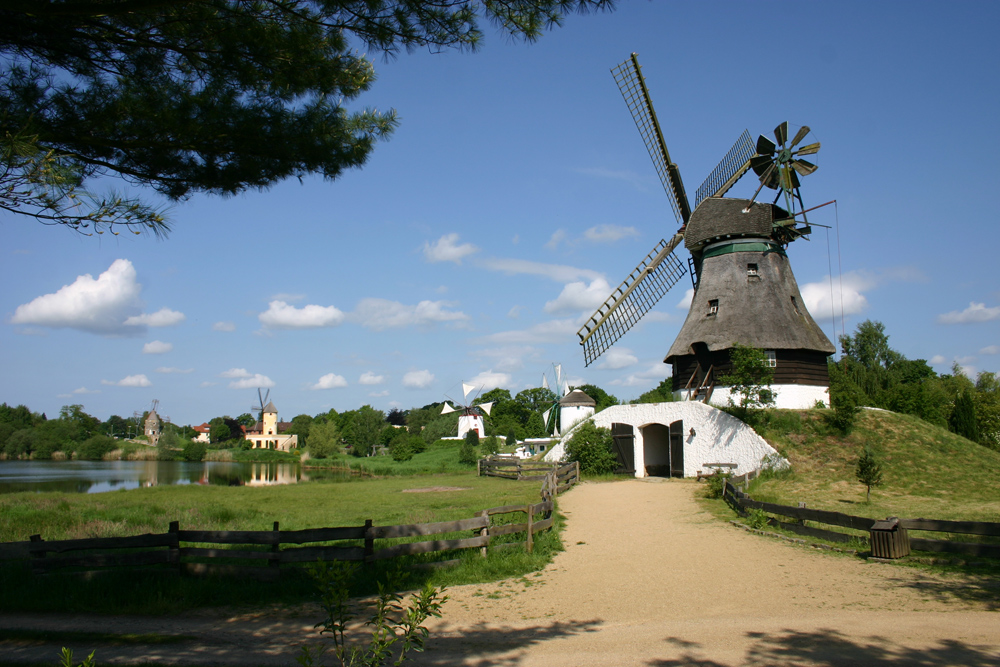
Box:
[3,1,999,425]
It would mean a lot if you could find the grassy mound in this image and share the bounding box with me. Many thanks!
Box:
[750,408,1000,523]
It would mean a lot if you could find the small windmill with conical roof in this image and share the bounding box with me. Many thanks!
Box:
[576,54,835,408]
[441,382,493,439]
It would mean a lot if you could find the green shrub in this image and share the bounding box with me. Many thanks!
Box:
[391,439,414,462]
[564,420,616,475]
[181,440,207,462]
[746,508,770,530]
[75,435,116,460]
[458,431,479,465]
[855,444,884,502]
[705,470,730,499]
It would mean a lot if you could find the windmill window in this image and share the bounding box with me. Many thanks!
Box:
[708,299,719,315]
[765,350,777,367]
[747,263,759,277]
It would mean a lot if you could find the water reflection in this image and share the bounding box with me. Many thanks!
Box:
[0,460,332,494]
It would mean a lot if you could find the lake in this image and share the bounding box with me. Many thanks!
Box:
[0,460,348,494]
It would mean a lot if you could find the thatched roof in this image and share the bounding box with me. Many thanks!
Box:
[560,389,595,407]
[666,228,835,361]
[684,198,787,252]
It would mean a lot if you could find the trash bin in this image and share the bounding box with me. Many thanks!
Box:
[869,517,910,559]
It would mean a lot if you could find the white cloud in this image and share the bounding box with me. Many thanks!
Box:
[102,374,152,388]
[213,321,236,332]
[423,233,479,264]
[584,224,639,243]
[360,371,385,385]
[311,373,348,390]
[124,307,186,327]
[352,298,468,330]
[477,318,580,345]
[599,348,639,370]
[507,305,522,319]
[259,300,344,329]
[609,361,672,388]
[980,345,1000,355]
[11,258,142,334]
[220,368,252,378]
[142,340,173,354]
[938,302,1000,325]
[677,288,695,309]
[479,258,603,283]
[930,355,947,365]
[544,278,611,314]
[228,373,274,390]
[955,355,977,365]
[369,390,390,397]
[800,272,875,321]
[544,229,568,250]
[72,387,100,395]
[155,367,194,374]
[468,370,513,391]
[477,346,538,373]
[958,364,977,377]
[402,370,435,388]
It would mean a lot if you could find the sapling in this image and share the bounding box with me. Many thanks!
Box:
[855,445,884,502]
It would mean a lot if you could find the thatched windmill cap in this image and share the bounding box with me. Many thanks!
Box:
[684,199,788,252]
[559,390,596,407]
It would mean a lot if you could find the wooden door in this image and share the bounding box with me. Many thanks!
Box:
[668,420,684,477]
[611,423,635,474]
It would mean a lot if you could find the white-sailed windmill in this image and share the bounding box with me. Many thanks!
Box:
[576,54,835,409]
[538,364,596,437]
[441,382,493,439]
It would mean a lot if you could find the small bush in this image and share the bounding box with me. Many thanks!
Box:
[705,470,730,499]
[182,440,207,462]
[746,508,770,530]
[391,439,414,462]
[458,431,479,465]
[75,435,116,461]
[564,421,616,475]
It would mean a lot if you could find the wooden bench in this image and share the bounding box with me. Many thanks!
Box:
[696,462,737,481]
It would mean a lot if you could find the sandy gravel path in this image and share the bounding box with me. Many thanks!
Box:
[2,479,998,665]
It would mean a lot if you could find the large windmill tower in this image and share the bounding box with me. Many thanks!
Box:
[577,54,835,409]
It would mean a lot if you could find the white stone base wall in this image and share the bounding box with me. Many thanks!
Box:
[673,384,829,410]
[544,401,787,478]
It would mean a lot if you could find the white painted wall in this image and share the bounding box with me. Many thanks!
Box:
[558,404,594,435]
[673,384,829,410]
[544,401,787,478]
[458,414,485,439]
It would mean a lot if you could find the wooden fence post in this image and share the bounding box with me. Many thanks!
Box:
[364,519,374,564]
[28,534,44,575]
[476,510,488,558]
[168,521,180,574]
[575,460,580,486]
[271,521,280,573]
[526,505,534,554]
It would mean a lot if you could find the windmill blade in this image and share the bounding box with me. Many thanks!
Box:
[541,374,549,390]
[478,401,494,416]
[611,53,691,225]
[577,234,687,366]
[462,383,475,400]
[440,403,457,415]
[554,364,562,389]
[794,142,821,156]
[791,159,818,176]
[774,121,789,146]
[756,134,776,156]
[790,125,810,148]
[694,130,756,207]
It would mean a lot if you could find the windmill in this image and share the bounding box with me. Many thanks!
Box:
[440,382,493,439]
[576,54,835,409]
[539,363,567,435]
[251,388,271,424]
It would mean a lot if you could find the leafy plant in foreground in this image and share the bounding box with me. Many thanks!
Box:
[301,561,447,667]
[59,647,95,667]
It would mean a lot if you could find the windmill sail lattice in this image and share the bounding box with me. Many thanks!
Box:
[577,234,687,366]
[611,54,690,225]
[694,130,756,208]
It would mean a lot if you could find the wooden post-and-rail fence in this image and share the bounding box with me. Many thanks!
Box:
[723,477,1000,560]
[1,463,580,580]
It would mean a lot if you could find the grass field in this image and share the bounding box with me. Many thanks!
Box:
[749,409,1000,523]
[0,470,562,614]
[304,437,491,476]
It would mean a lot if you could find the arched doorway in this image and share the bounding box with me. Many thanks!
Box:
[641,423,670,477]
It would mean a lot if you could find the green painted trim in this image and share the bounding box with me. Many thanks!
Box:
[703,241,785,259]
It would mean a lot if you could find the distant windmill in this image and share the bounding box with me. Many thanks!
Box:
[539,364,595,436]
[251,388,270,423]
[441,382,493,439]
[539,363,567,435]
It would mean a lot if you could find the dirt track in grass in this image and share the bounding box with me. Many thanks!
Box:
[2,479,999,666]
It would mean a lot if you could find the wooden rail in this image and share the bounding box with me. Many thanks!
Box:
[723,480,1000,559]
[9,463,580,579]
